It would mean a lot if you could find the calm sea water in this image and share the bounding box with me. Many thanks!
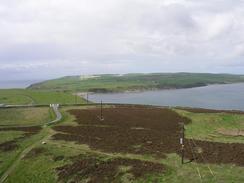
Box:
[89,83,244,111]
[0,80,42,89]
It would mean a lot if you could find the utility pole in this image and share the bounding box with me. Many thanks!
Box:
[180,122,185,164]
[100,100,104,121]
[87,92,89,104]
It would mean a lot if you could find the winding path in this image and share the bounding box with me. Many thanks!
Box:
[47,104,62,125]
[0,104,62,183]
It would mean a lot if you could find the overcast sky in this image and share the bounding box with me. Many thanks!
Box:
[1,0,244,80]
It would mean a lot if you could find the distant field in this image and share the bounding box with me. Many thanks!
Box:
[0,89,85,105]
[28,73,244,92]
[0,107,54,126]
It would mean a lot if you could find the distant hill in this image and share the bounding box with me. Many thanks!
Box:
[28,73,244,93]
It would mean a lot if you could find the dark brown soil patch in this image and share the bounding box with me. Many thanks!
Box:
[56,154,165,183]
[0,140,18,152]
[178,107,244,114]
[0,126,42,152]
[0,126,41,139]
[24,147,46,159]
[53,155,64,162]
[53,107,189,158]
[0,126,41,133]
[52,106,244,166]
[184,139,244,166]
[0,134,36,152]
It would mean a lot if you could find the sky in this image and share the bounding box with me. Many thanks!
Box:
[1,0,244,80]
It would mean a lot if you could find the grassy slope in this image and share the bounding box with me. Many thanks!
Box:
[2,107,244,182]
[0,129,50,178]
[6,141,81,183]
[0,89,85,105]
[8,137,244,183]
[175,109,244,143]
[0,131,24,144]
[0,106,56,178]
[28,73,244,92]
[0,107,54,126]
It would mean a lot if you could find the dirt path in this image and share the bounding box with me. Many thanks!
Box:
[0,105,62,183]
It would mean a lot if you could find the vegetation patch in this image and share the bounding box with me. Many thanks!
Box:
[53,107,189,158]
[53,106,244,166]
[178,107,244,114]
[0,107,54,126]
[56,154,165,183]
[175,109,244,143]
[0,131,24,144]
[0,126,41,134]
[0,140,18,152]
[0,89,85,105]
[218,128,244,137]
[0,126,42,153]
[52,155,64,162]
[24,147,46,159]
[28,73,244,92]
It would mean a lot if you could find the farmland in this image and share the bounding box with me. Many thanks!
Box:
[28,73,244,92]
[0,105,244,182]
[0,89,85,105]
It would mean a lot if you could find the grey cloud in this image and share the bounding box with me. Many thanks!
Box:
[0,0,244,80]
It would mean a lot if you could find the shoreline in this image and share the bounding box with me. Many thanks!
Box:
[87,83,244,112]
[87,82,244,95]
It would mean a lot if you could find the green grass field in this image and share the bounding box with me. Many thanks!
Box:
[0,131,24,144]
[28,73,244,92]
[7,134,244,183]
[0,107,55,178]
[175,109,244,143]
[1,106,244,182]
[0,89,86,105]
[0,107,54,126]
[0,128,50,178]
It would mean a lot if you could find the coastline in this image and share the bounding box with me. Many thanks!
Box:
[87,82,244,95]
[88,83,244,111]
